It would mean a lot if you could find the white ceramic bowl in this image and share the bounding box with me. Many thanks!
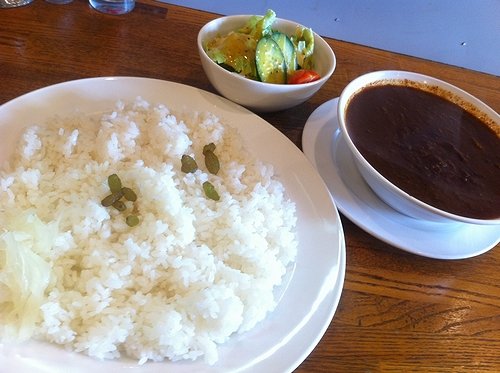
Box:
[197,14,336,112]
[337,70,500,226]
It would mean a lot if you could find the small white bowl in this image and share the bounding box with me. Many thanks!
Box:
[197,14,336,112]
[337,70,500,226]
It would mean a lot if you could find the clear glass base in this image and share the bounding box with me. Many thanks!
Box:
[45,0,74,4]
[0,0,33,8]
[89,0,135,15]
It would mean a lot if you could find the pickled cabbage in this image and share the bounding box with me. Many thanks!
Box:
[0,211,57,342]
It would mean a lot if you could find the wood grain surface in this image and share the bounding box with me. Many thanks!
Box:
[1,1,499,371]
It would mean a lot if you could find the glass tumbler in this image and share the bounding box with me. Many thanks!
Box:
[89,0,135,15]
[0,0,33,8]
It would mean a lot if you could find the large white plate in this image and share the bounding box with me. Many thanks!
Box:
[0,77,344,372]
[302,98,500,260]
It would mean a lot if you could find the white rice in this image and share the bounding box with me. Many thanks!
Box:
[0,97,297,365]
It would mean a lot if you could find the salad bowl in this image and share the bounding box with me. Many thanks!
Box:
[197,12,336,112]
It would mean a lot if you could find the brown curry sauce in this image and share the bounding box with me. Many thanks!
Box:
[346,83,500,220]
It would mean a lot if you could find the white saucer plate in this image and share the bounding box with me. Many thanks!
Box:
[302,98,500,260]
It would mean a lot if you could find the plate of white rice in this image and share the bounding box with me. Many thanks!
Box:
[0,77,344,372]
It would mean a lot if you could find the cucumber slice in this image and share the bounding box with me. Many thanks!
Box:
[255,36,287,84]
[271,32,297,75]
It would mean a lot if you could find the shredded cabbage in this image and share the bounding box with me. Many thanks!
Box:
[0,211,57,342]
[291,26,315,69]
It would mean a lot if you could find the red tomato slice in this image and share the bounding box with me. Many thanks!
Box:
[288,70,321,84]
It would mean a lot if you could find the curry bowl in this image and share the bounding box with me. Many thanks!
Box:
[337,70,500,225]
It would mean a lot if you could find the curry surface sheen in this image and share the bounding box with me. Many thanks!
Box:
[346,84,500,220]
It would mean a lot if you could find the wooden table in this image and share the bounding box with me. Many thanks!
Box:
[1,1,499,371]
